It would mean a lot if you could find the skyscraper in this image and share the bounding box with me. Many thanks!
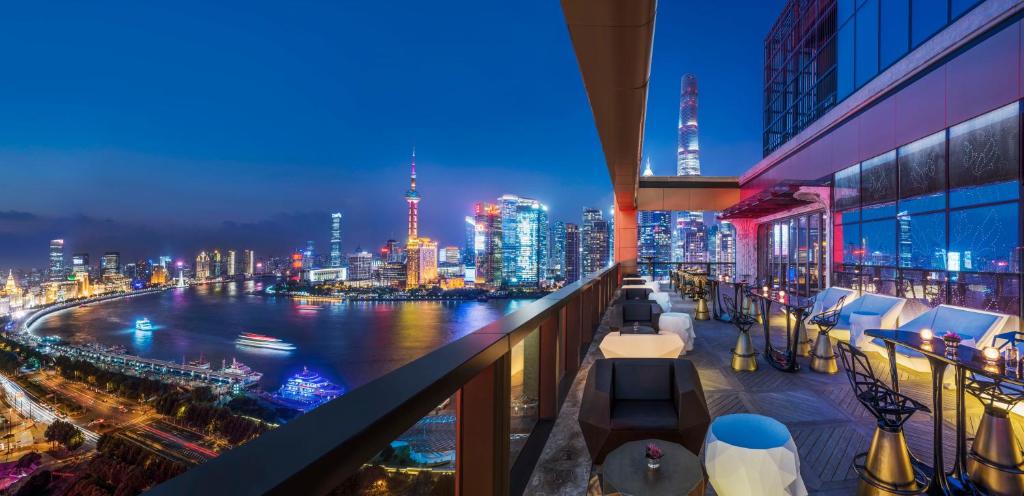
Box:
[211,250,222,278]
[473,202,503,289]
[348,250,373,281]
[405,149,420,242]
[48,239,65,281]
[226,250,237,277]
[101,252,120,279]
[677,74,700,176]
[548,221,567,279]
[442,247,461,265]
[330,213,343,268]
[303,241,315,270]
[565,223,581,283]
[243,249,255,277]
[581,208,609,275]
[71,253,90,275]
[195,251,211,280]
[637,157,672,275]
[498,195,549,288]
[463,217,476,268]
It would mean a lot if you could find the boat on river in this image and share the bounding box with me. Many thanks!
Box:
[135,318,153,331]
[235,332,297,351]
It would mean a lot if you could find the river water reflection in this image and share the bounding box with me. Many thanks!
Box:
[30,282,531,391]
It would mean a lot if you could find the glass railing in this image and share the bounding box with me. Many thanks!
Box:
[147,264,620,496]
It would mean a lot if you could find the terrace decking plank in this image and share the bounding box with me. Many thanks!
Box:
[526,283,1023,495]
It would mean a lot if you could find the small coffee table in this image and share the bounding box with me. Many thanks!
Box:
[602,439,704,496]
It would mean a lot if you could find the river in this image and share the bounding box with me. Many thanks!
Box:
[29,281,531,392]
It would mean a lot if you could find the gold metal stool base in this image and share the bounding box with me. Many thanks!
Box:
[856,427,925,496]
[694,298,710,320]
[810,332,838,374]
[968,410,1024,496]
[731,331,757,372]
[795,319,812,357]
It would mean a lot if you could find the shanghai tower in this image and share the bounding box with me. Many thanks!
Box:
[676,74,700,176]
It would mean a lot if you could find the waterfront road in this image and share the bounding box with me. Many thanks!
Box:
[0,373,99,445]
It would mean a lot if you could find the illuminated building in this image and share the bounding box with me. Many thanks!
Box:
[405,149,421,242]
[407,238,438,287]
[708,222,736,277]
[243,249,255,277]
[347,250,373,281]
[442,246,461,265]
[3,270,19,295]
[307,267,347,283]
[581,208,609,275]
[379,261,406,288]
[330,212,343,268]
[158,256,172,268]
[303,241,315,270]
[195,251,211,280]
[48,239,64,281]
[498,195,549,287]
[71,253,90,275]
[564,223,580,283]
[289,251,303,281]
[548,221,566,279]
[474,202,503,289]
[211,250,223,278]
[101,252,120,279]
[680,217,708,263]
[637,157,672,276]
[677,74,700,177]
[150,266,168,285]
[227,250,237,277]
[463,217,476,268]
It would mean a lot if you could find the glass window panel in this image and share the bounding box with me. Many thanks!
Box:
[855,0,880,88]
[864,266,898,295]
[949,203,1020,273]
[863,202,897,220]
[898,212,946,270]
[951,0,982,19]
[862,219,896,266]
[899,269,947,308]
[834,163,861,210]
[911,0,948,47]
[833,264,863,291]
[838,0,857,25]
[899,130,946,196]
[950,180,1020,209]
[840,222,862,264]
[949,102,1020,194]
[880,0,910,68]
[950,272,1020,314]
[510,327,539,465]
[838,21,856,99]
[862,150,897,206]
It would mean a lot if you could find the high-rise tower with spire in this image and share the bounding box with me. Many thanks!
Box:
[405,148,420,242]
[677,74,700,176]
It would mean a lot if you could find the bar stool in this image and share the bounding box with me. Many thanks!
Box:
[837,342,930,495]
[809,295,846,374]
[694,284,710,321]
[722,295,756,372]
[963,364,1024,495]
[794,293,817,357]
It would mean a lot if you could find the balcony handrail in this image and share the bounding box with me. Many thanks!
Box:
[149,264,620,496]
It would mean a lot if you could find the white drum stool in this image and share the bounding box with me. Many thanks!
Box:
[658,312,694,352]
[704,413,807,496]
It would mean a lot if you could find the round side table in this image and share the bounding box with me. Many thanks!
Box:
[602,439,704,496]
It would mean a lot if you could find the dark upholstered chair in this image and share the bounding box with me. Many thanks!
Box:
[578,358,710,464]
[622,287,652,301]
[621,301,661,330]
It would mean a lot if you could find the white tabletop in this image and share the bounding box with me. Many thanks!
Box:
[599,332,684,358]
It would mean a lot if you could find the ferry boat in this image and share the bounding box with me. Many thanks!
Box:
[187,355,211,370]
[235,332,297,351]
[135,318,153,331]
[271,367,344,411]
[221,358,263,385]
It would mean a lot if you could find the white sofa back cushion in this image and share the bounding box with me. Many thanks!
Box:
[842,293,906,329]
[809,287,858,318]
[900,304,1010,346]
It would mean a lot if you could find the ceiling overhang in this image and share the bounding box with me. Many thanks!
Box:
[562,0,656,210]
[637,176,740,211]
[718,184,817,220]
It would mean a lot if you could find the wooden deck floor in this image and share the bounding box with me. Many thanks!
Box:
[525,283,1024,495]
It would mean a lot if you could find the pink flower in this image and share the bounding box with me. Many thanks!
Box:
[943,332,961,342]
[646,443,663,459]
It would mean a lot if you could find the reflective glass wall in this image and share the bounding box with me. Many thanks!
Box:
[832,102,1022,314]
[765,0,985,155]
[757,211,828,297]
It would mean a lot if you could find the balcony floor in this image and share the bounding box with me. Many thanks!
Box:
[526,282,1024,495]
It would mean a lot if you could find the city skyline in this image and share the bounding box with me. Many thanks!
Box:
[0,2,778,268]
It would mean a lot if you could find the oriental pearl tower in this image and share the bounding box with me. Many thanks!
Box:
[405,148,420,242]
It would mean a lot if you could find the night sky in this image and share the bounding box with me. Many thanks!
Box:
[0,1,784,269]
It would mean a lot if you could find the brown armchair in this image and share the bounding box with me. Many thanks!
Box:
[578,358,710,464]
[620,300,661,330]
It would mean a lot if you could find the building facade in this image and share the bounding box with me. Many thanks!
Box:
[565,223,581,284]
[498,195,549,288]
[548,220,567,280]
[474,202,503,289]
[347,251,373,281]
[581,208,609,276]
[101,252,120,279]
[48,239,64,281]
[330,212,343,268]
[726,0,1019,315]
